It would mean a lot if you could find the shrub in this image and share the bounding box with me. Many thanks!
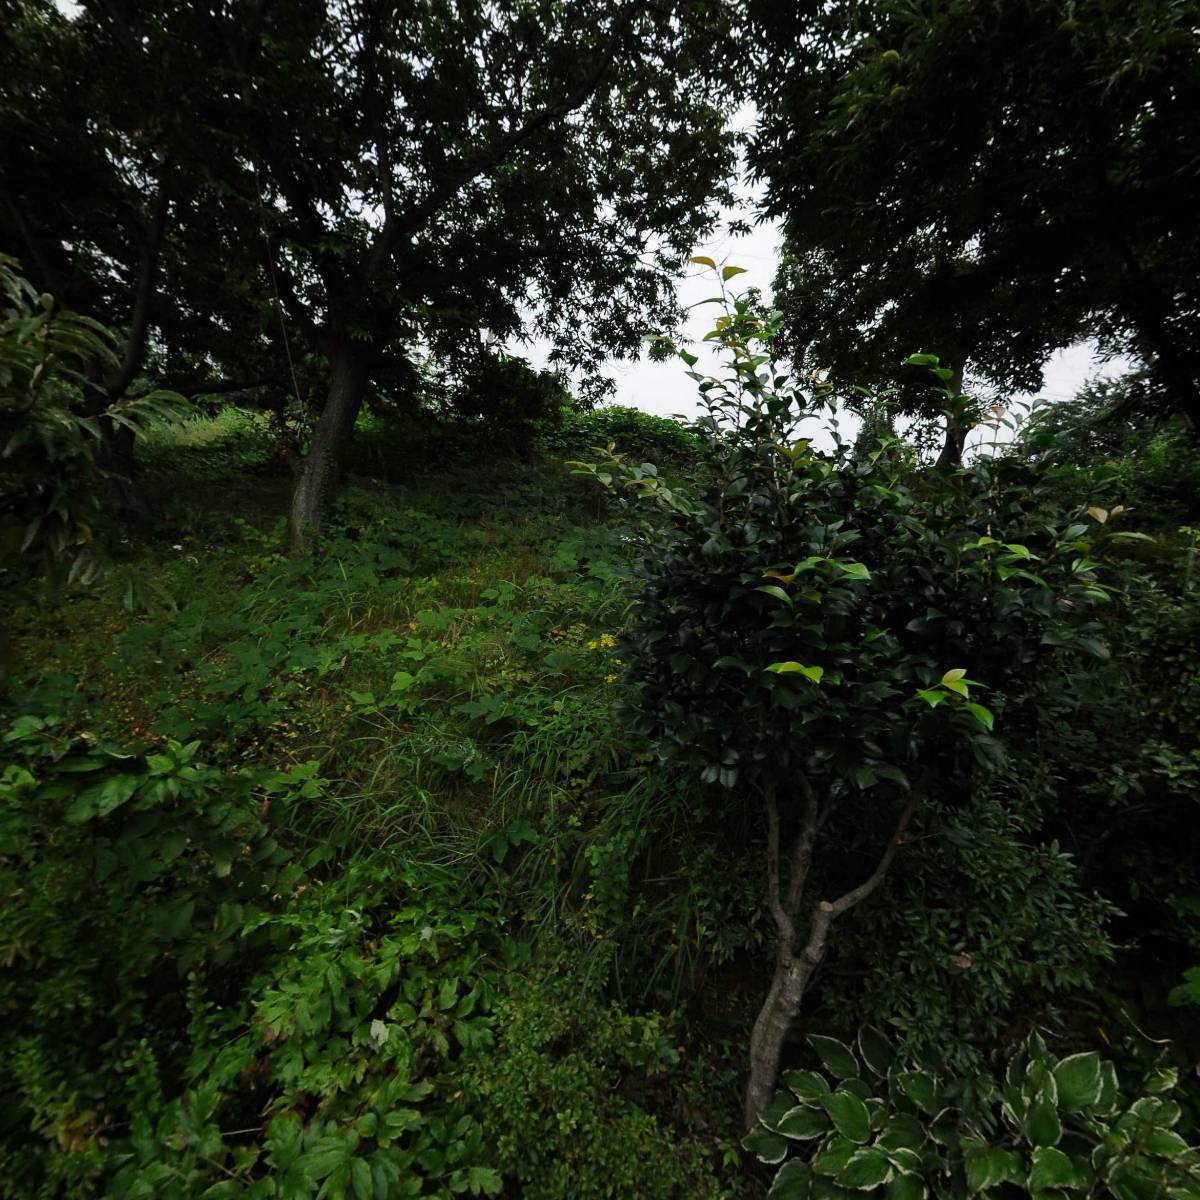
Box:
[574,264,1117,1124]
[466,973,722,1199]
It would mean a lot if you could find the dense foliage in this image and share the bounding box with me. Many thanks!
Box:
[750,0,1200,456]
[746,1029,1200,1200]
[2,0,1199,1196]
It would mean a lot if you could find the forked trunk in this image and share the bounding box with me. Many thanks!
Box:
[290,343,368,556]
[742,789,919,1128]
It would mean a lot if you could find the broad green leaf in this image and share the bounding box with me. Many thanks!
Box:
[762,1092,801,1131]
[755,585,795,607]
[777,1105,832,1140]
[744,1124,790,1164]
[722,265,748,280]
[1023,1098,1062,1147]
[836,561,871,581]
[769,1159,813,1200]
[1144,1067,1179,1095]
[1052,1052,1102,1112]
[964,702,994,731]
[877,1115,926,1153]
[1028,1146,1083,1191]
[1143,1128,1190,1159]
[857,1026,896,1077]
[689,255,717,269]
[785,1069,832,1101]
[896,1072,938,1114]
[821,1091,871,1143]
[813,1136,858,1177]
[887,1175,926,1200]
[836,1147,892,1190]
[941,668,966,684]
[1096,1061,1119,1113]
[809,1035,860,1079]
[963,1138,1024,1193]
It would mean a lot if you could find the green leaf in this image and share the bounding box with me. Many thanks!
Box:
[350,1157,373,1200]
[1144,1067,1179,1095]
[744,1124,790,1164]
[877,1115,926,1153]
[836,1147,892,1190]
[777,1105,832,1140]
[785,1070,832,1101]
[1028,1146,1082,1191]
[813,1137,858,1177]
[836,561,871,580]
[964,702,994,731]
[689,255,717,269]
[1052,1052,1103,1112]
[808,1035,860,1080]
[821,1092,871,1143]
[886,1175,926,1200]
[66,773,140,823]
[896,1072,938,1114]
[766,662,824,683]
[755,585,795,607]
[769,1160,813,1200]
[916,690,946,708]
[1023,1098,1062,1147]
[722,265,749,280]
[941,668,967,684]
[857,1027,896,1077]
[963,1139,1024,1193]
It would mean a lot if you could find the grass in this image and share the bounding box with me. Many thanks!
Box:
[1,407,761,1194]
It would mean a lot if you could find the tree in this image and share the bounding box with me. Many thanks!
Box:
[748,0,1200,460]
[575,265,1114,1124]
[129,0,742,553]
[0,1,284,513]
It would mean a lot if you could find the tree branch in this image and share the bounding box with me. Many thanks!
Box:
[764,782,793,945]
[799,789,920,968]
[366,1,647,283]
[783,778,822,919]
[104,177,169,402]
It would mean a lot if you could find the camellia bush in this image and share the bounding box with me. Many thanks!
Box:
[574,261,1125,1125]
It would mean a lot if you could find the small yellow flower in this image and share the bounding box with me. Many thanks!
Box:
[599,634,616,649]
[605,674,617,684]
[586,639,599,650]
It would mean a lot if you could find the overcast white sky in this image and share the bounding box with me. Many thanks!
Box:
[519,154,1127,446]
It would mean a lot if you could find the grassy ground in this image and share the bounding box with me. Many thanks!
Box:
[1,408,766,1197]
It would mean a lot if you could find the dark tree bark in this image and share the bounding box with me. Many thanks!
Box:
[935,360,967,468]
[289,340,368,555]
[86,179,171,522]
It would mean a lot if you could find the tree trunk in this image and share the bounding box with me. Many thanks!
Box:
[742,790,919,1128]
[289,342,368,555]
[745,947,813,1128]
[935,361,967,467]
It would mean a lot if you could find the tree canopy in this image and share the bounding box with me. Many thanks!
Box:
[749,0,1200,457]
